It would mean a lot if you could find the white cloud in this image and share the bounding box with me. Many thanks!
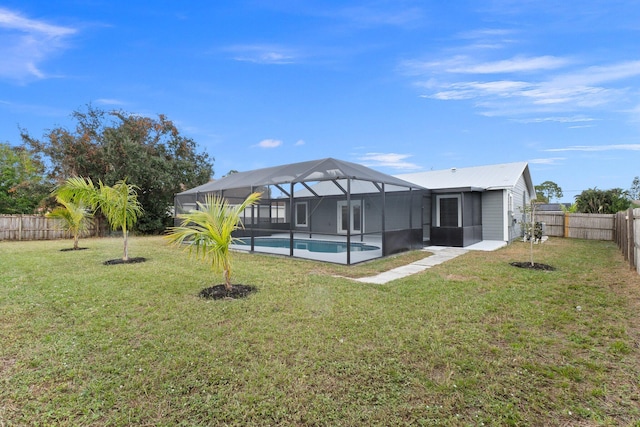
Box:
[226,44,299,64]
[357,153,420,170]
[0,8,75,36]
[512,116,597,124]
[256,139,282,148]
[403,55,567,76]
[545,144,640,152]
[550,60,640,87]
[95,98,126,106]
[415,57,639,116]
[405,27,640,119]
[449,55,569,74]
[457,28,515,40]
[528,157,565,165]
[0,7,77,81]
[295,139,305,146]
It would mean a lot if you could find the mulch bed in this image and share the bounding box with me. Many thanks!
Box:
[510,261,556,271]
[60,247,89,252]
[103,257,147,265]
[199,284,257,300]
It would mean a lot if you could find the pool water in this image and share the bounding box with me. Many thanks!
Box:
[235,237,379,253]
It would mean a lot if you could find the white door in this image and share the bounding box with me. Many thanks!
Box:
[337,200,363,234]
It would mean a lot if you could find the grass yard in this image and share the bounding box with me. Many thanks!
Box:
[1,236,639,426]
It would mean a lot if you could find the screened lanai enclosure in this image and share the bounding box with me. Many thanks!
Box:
[174,158,428,265]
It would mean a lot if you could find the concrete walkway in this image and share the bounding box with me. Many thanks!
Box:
[355,240,506,284]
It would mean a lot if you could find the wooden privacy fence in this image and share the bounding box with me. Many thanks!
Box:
[0,215,100,241]
[536,210,638,274]
[614,208,639,274]
[536,212,615,240]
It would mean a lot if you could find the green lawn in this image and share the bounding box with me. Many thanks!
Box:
[1,236,639,426]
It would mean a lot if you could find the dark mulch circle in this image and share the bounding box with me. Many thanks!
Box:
[60,247,89,252]
[199,284,257,300]
[510,261,556,271]
[103,257,147,265]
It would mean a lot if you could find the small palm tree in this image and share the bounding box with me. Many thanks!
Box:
[56,177,143,261]
[165,192,261,291]
[97,180,144,261]
[46,195,93,250]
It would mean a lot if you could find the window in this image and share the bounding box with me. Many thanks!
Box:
[295,202,308,227]
[436,195,461,227]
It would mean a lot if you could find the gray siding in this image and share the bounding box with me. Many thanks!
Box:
[295,192,419,235]
[510,174,530,241]
[482,190,504,240]
[307,198,337,234]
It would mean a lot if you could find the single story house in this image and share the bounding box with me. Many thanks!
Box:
[397,162,536,247]
[174,158,536,263]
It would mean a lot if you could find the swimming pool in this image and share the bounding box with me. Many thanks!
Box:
[235,237,380,253]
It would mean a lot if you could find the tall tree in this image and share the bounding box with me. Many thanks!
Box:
[21,105,213,233]
[535,181,563,203]
[0,142,52,213]
[574,187,631,214]
[629,176,640,201]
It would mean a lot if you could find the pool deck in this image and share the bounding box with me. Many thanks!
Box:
[354,240,507,284]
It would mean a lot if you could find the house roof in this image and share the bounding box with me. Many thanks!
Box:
[397,162,535,195]
[178,157,426,196]
[537,203,572,212]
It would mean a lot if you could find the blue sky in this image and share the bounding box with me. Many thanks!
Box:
[1,1,639,202]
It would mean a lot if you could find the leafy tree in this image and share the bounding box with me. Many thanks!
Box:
[609,188,632,213]
[560,203,578,213]
[165,192,261,291]
[46,194,93,250]
[21,105,213,233]
[57,177,143,261]
[630,176,640,201]
[534,181,563,203]
[0,142,52,213]
[574,187,631,214]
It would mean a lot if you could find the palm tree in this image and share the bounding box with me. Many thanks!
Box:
[165,192,261,291]
[97,180,144,261]
[46,195,93,250]
[56,177,143,261]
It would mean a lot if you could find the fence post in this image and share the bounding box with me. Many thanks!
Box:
[629,208,635,270]
[563,212,569,238]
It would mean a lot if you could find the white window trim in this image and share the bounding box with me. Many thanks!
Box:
[295,202,308,227]
[435,195,461,227]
